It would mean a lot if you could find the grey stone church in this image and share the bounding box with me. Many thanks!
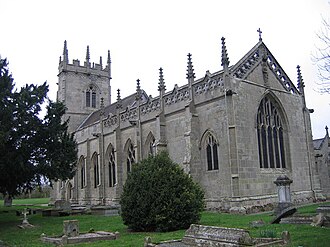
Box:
[51,34,327,212]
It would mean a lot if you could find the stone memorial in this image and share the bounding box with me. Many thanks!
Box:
[148,224,290,247]
[54,200,71,211]
[271,175,296,224]
[63,220,79,237]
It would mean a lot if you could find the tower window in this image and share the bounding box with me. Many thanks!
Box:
[86,86,97,108]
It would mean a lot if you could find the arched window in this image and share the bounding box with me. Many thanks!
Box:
[86,85,97,108]
[92,153,100,187]
[126,141,135,173]
[145,132,156,157]
[257,96,286,169]
[206,134,219,171]
[108,146,116,187]
[79,156,86,188]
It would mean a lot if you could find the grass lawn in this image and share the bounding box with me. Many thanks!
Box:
[0,198,329,246]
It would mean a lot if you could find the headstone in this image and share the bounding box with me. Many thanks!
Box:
[22,208,29,224]
[63,220,79,237]
[271,175,296,224]
[4,195,12,207]
[182,224,253,246]
[273,175,294,216]
[311,213,326,227]
[54,200,71,211]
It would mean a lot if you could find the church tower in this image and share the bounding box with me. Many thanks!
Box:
[57,41,111,132]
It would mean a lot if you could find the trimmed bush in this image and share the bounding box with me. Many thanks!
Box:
[120,151,205,232]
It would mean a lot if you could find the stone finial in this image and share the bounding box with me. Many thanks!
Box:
[63,40,68,64]
[136,79,142,100]
[257,28,263,42]
[221,37,230,70]
[116,89,122,109]
[158,67,166,92]
[325,126,329,137]
[107,50,111,64]
[100,97,105,116]
[86,45,90,62]
[107,50,112,79]
[99,56,103,68]
[186,53,195,80]
[297,65,305,94]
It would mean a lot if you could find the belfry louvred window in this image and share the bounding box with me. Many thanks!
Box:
[257,96,286,169]
[86,86,97,108]
[206,134,219,170]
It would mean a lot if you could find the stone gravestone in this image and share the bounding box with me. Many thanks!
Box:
[4,195,12,207]
[63,220,79,237]
[271,175,296,224]
[182,224,253,246]
[54,200,71,211]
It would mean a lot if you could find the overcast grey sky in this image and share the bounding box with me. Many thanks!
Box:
[1,0,329,138]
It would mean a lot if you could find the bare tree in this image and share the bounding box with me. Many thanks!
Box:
[313,18,330,93]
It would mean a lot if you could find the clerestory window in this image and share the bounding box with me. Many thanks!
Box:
[257,96,286,169]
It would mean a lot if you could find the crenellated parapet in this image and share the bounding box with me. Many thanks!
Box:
[58,40,111,80]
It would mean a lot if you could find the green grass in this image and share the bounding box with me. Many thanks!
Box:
[0,198,329,246]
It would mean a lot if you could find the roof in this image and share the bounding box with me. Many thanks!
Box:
[313,138,324,150]
[78,90,149,129]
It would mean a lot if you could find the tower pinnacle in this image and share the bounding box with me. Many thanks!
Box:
[86,45,90,63]
[63,40,68,64]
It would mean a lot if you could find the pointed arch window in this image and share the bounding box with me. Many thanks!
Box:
[92,153,100,187]
[108,146,116,187]
[79,156,87,188]
[86,86,97,108]
[145,133,156,157]
[206,134,219,171]
[127,142,135,173]
[257,96,286,169]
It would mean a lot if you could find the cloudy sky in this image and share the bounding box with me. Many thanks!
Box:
[1,0,329,138]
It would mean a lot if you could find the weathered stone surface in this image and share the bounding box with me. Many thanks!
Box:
[182,224,253,246]
[63,220,79,237]
[55,200,71,211]
[271,206,297,224]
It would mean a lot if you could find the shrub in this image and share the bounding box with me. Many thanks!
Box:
[120,151,205,232]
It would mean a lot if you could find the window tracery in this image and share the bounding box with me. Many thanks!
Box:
[257,96,286,169]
